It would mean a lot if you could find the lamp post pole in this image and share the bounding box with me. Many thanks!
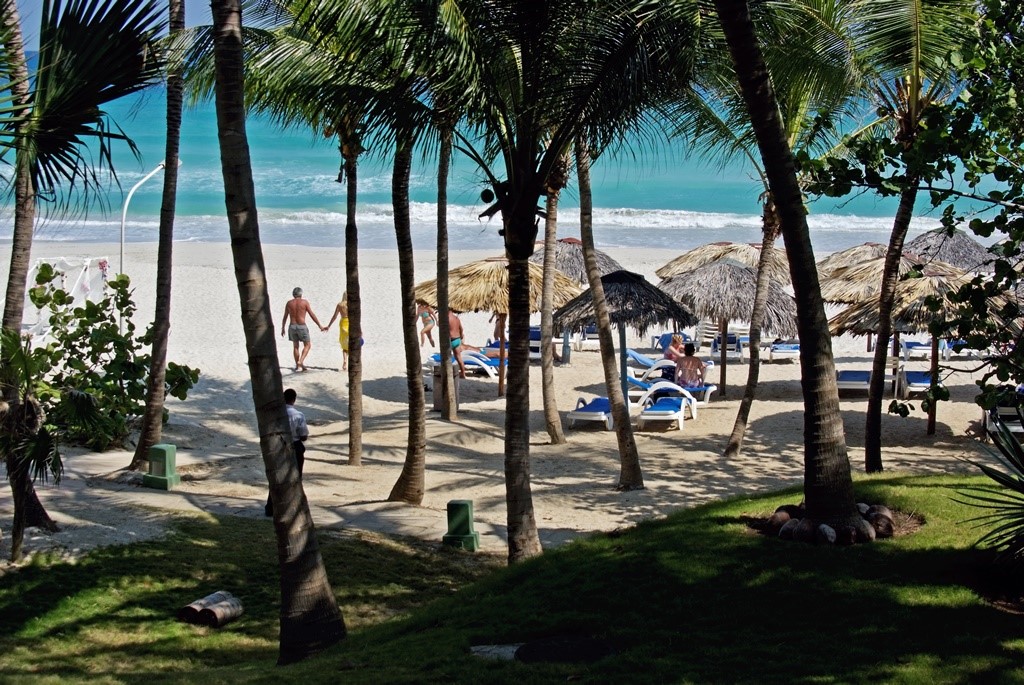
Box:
[119,161,168,276]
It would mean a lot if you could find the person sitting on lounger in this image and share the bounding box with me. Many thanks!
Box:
[663,334,686,380]
[675,342,705,388]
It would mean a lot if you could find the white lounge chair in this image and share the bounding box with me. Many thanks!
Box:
[566,396,614,430]
[836,368,900,397]
[768,340,800,362]
[426,350,507,379]
[900,339,932,362]
[634,381,700,430]
[899,369,944,399]
[627,375,717,411]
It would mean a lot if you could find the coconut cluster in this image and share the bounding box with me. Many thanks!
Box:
[765,502,895,545]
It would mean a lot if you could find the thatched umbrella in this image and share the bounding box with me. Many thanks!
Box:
[528,237,624,361]
[819,252,959,303]
[829,265,1006,434]
[415,256,581,313]
[816,242,890,279]
[658,259,797,396]
[415,256,582,395]
[528,237,623,284]
[655,241,791,285]
[553,270,696,399]
[906,228,994,274]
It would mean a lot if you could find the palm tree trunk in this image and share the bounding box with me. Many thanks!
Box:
[540,153,569,444]
[436,120,457,419]
[387,136,426,504]
[341,127,363,465]
[130,0,184,470]
[211,0,344,664]
[1,0,57,534]
[577,139,643,490]
[865,184,917,472]
[725,202,781,459]
[714,0,860,529]
[505,253,543,562]
[498,157,544,562]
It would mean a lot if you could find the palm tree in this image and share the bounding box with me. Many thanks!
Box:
[179,0,377,465]
[210,0,345,663]
[669,0,859,459]
[539,150,570,445]
[849,0,976,473]
[435,105,459,420]
[387,129,428,504]
[0,0,165,533]
[338,117,365,463]
[313,0,705,560]
[577,138,644,490]
[713,0,862,530]
[131,0,185,470]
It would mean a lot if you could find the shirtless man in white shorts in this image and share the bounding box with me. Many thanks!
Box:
[281,287,325,371]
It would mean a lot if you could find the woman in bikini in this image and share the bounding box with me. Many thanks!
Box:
[418,302,437,347]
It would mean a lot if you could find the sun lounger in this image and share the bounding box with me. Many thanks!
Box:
[899,369,944,399]
[983,388,1024,441]
[566,396,614,430]
[649,331,691,351]
[711,332,747,361]
[624,349,676,380]
[427,350,506,379]
[631,379,715,420]
[836,368,900,397]
[836,369,871,393]
[627,371,717,407]
[768,341,800,362]
[900,339,932,362]
[633,381,703,430]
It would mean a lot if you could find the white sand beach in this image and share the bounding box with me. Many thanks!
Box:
[0,240,990,562]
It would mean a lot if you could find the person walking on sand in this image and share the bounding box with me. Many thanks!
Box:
[448,309,468,378]
[281,287,325,371]
[326,293,352,370]
[417,302,436,347]
[265,388,309,517]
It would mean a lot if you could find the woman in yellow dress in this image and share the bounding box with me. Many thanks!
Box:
[326,293,350,370]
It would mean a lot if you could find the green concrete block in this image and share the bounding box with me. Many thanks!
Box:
[442,499,479,552]
[143,443,180,490]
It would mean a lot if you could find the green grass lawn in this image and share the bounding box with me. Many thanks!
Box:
[3,474,1024,684]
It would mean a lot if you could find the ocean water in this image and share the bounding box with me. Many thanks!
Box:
[9,90,947,255]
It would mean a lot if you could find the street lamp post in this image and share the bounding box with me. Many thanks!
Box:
[119,161,168,276]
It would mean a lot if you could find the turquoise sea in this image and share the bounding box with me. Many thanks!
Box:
[8,90,947,255]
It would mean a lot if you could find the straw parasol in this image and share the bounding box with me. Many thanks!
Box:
[553,270,696,399]
[816,242,889,279]
[528,237,623,285]
[658,259,797,396]
[415,256,582,313]
[819,253,959,304]
[906,228,994,274]
[415,256,582,395]
[655,241,791,284]
[829,265,1007,434]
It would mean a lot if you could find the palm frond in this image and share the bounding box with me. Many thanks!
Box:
[1,0,166,213]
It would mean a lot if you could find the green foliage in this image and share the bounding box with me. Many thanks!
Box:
[0,329,65,486]
[910,0,1024,402]
[959,408,1024,570]
[24,262,200,450]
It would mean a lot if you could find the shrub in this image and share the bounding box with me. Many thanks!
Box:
[26,262,200,450]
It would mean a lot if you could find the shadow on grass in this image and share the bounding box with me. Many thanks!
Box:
[3,477,1023,684]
